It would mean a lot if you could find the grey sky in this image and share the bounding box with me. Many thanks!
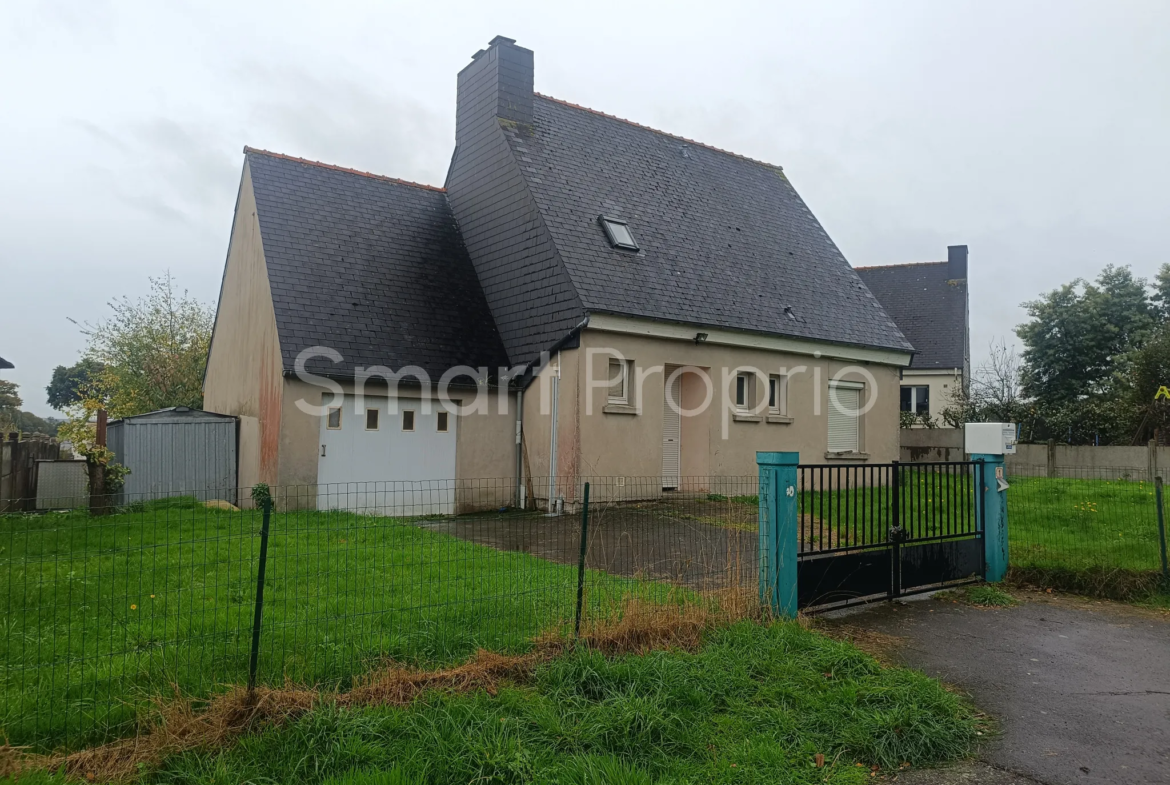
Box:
[2,0,1167,416]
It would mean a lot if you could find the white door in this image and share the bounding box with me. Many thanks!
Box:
[317,395,457,515]
[662,374,681,489]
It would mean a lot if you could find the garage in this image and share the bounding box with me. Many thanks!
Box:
[316,395,457,515]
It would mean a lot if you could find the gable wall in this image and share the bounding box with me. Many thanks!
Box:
[203,161,284,494]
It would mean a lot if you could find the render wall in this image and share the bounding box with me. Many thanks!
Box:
[278,377,519,510]
[202,161,285,490]
[901,368,963,426]
[520,329,902,503]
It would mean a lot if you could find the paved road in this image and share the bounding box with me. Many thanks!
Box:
[832,594,1170,785]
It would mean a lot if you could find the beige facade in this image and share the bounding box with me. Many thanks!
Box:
[519,318,908,505]
[901,368,964,427]
[202,162,285,496]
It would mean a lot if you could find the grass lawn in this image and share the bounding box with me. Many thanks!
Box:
[1006,476,1168,598]
[9,621,979,785]
[0,499,680,752]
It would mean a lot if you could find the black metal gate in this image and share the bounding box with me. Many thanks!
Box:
[796,461,985,611]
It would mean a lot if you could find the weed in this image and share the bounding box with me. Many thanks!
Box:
[959,585,1018,607]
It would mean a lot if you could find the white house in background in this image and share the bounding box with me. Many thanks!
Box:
[855,246,971,428]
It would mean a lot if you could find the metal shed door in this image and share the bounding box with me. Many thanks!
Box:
[662,374,681,489]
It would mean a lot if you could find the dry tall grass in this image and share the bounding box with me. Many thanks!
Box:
[0,590,762,784]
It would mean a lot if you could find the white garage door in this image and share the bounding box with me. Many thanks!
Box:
[316,395,457,516]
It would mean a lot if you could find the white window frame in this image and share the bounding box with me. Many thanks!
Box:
[401,409,416,432]
[326,407,342,430]
[608,358,632,405]
[735,372,752,412]
[768,374,788,417]
[827,380,864,453]
[901,385,930,416]
[436,411,449,433]
[365,408,380,431]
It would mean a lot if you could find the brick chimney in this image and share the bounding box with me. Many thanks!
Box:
[456,36,534,148]
[947,245,968,281]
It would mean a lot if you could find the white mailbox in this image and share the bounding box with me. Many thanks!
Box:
[965,422,1017,455]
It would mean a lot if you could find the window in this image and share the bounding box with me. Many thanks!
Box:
[599,216,639,251]
[401,410,415,431]
[326,407,342,429]
[365,409,379,430]
[608,358,631,404]
[768,375,788,416]
[827,381,863,453]
[735,373,751,411]
[437,411,449,433]
[900,385,930,415]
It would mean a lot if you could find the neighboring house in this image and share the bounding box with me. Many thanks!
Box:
[204,36,913,510]
[854,247,970,427]
[0,356,13,370]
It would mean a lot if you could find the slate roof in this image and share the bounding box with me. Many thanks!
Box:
[245,149,510,379]
[0,356,12,370]
[854,261,968,369]
[498,95,913,354]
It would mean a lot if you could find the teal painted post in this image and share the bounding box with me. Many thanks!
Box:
[972,455,1009,582]
[757,452,800,618]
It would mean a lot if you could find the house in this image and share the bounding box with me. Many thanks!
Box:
[854,247,970,427]
[0,357,13,370]
[203,36,914,510]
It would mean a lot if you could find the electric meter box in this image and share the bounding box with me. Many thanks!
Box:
[965,422,1017,455]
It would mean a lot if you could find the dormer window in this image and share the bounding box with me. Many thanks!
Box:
[599,216,638,251]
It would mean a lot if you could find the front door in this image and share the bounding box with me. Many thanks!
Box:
[662,374,681,489]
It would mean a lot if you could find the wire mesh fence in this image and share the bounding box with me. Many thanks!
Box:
[0,475,758,752]
[1006,466,1170,599]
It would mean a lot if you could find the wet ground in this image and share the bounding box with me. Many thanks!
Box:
[833,594,1170,785]
[421,499,759,590]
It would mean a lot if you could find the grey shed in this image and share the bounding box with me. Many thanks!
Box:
[107,408,238,506]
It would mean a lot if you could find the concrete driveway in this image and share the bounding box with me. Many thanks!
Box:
[827,592,1170,785]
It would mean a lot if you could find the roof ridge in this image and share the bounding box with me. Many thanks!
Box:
[534,93,783,172]
[243,146,445,192]
[854,260,947,271]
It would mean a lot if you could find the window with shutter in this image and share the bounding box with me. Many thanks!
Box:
[827,384,861,452]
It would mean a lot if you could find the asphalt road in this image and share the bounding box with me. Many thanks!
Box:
[831,594,1170,785]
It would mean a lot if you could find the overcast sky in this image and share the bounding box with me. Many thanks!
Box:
[2,0,1167,416]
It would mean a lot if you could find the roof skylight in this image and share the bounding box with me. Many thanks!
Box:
[599,216,638,251]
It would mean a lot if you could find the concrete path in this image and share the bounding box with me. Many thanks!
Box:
[831,593,1170,785]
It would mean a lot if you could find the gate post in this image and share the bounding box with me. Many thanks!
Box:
[757,451,799,618]
[973,455,1008,582]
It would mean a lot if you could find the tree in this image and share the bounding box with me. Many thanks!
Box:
[1153,263,1170,321]
[0,379,23,430]
[1017,265,1157,409]
[1118,323,1170,442]
[46,359,104,411]
[77,272,214,418]
[942,339,1035,434]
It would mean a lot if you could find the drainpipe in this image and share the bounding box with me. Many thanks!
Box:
[514,387,524,509]
[547,352,560,515]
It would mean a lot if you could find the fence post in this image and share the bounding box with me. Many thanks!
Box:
[574,482,590,639]
[247,497,273,691]
[757,452,799,618]
[890,461,902,599]
[973,455,1009,582]
[1156,476,1169,586]
[1046,439,1056,479]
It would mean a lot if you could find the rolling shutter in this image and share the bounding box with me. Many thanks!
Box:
[827,386,860,452]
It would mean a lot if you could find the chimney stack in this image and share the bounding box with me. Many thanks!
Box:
[947,245,968,281]
[456,36,534,148]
